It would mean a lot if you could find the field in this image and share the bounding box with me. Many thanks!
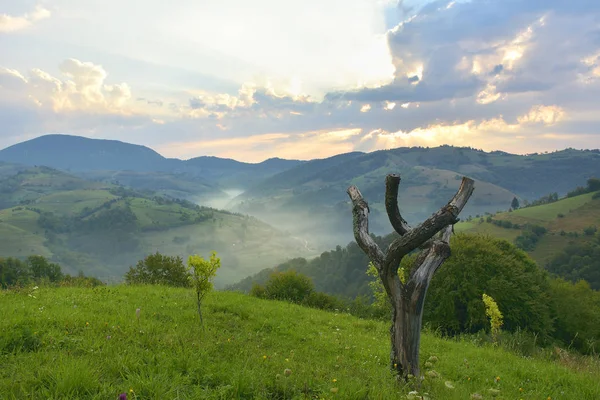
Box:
[1,285,599,399]
[456,192,600,266]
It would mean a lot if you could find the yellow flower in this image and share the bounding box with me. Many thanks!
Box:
[263,355,267,360]
[285,358,289,362]
[332,378,337,383]
[129,388,134,393]
[393,363,397,368]
[495,376,500,382]
[519,388,524,392]
[86,322,89,326]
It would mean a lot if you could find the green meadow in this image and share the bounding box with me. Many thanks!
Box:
[2,285,599,399]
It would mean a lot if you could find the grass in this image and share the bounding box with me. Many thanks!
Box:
[456,193,600,265]
[496,193,597,226]
[1,285,599,399]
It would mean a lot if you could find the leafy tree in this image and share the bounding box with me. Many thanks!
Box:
[125,252,190,287]
[549,278,600,354]
[511,197,520,210]
[27,255,63,282]
[547,240,600,290]
[587,177,600,192]
[253,270,314,303]
[0,257,30,288]
[423,234,553,338]
[188,252,221,328]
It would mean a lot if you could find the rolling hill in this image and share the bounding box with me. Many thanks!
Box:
[0,166,312,285]
[228,146,600,250]
[0,134,304,191]
[229,187,600,297]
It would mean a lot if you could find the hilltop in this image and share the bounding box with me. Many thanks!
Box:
[229,146,600,249]
[0,166,311,285]
[1,285,598,399]
[0,134,304,191]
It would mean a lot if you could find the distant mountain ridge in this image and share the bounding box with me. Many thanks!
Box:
[0,134,305,191]
[0,134,304,172]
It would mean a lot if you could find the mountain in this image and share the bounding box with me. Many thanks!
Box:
[229,146,600,250]
[0,134,304,193]
[0,134,173,172]
[0,166,312,285]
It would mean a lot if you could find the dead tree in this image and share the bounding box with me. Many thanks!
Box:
[347,174,474,379]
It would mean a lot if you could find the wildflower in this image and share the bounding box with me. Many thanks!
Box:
[284,368,292,376]
[425,370,439,379]
[263,355,267,360]
[332,378,337,382]
[129,388,134,393]
[119,393,127,400]
[519,388,524,392]
[86,322,89,326]
[285,358,289,362]
[495,376,500,382]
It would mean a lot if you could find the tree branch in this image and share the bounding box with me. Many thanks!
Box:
[385,174,410,236]
[410,225,453,289]
[384,177,475,275]
[347,185,385,270]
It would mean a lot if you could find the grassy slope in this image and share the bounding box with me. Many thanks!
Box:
[456,192,600,265]
[1,286,598,399]
[0,168,311,284]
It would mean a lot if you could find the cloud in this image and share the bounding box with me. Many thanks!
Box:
[332,0,600,107]
[0,5,50,33]
[0,58,133,113]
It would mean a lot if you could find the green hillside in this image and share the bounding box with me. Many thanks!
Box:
[230,146,600,251]
[0,167,311,285]
[456,191,600,266]
[75,170,229,207]
[2,285,598,399]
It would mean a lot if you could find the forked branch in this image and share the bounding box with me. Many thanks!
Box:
[383,177,475,274]
[385,174,410,236]
[347,185,385,270]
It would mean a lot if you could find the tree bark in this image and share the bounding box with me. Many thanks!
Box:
[347,175,474,379]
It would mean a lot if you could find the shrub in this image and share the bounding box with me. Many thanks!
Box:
[302,291,342,311]
[423,234,553,338]
[188,252,221,327]
[125,252,190,287]
[549,279,600,354]
[252,270,314,303]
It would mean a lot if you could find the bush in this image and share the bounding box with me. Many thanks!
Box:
[423,234,553,338]
[260,270,314,303]
[302,291,342,311]
[549,279,600,354]
[125,252,190,287]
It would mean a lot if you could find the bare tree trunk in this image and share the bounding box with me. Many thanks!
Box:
[347,174,474,380]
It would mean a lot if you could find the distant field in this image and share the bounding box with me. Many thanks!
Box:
[456,192,600,265]
[1,286,598,399]
[34,190,118,215]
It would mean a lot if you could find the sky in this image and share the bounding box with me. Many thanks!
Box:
[1,0,599,162]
